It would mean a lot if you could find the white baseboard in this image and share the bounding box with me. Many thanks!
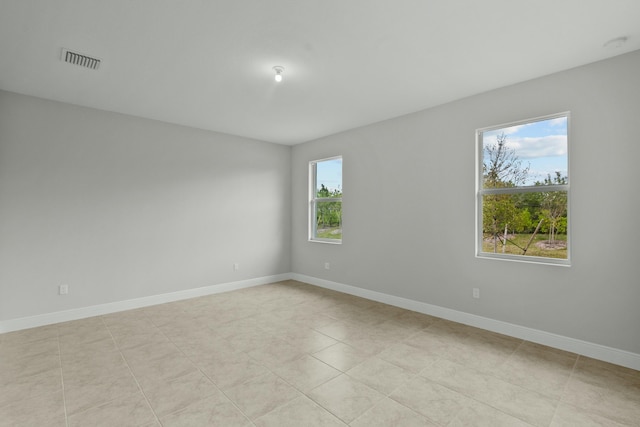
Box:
[3,271,638,371]
[0,273,291,334]
[291,273,640,371]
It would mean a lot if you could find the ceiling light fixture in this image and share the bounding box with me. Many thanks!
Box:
[273,66,284,82]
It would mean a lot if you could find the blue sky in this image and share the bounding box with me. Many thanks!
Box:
[483,116,568,185]
[316,157,342,192]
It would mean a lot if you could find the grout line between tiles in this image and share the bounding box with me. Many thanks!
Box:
[153,308,257,427]
[547,351,581,426]
[101,315,162,427]
[55,328,70,427]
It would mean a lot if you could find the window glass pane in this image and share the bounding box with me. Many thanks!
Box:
[316,158,342,198]
[481,191,568,259]
[482,116,568,188]
[315,201,342,240]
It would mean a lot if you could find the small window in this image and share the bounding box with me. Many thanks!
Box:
[310,157,342,243]
[477,113,570,265]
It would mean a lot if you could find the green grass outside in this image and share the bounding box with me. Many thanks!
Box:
[482,233,567,259]
[317,227,342,240]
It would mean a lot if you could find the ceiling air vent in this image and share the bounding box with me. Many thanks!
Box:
[61,48,101,70]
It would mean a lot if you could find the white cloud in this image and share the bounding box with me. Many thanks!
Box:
[484,123,531,137]
[548,116,568,127]
[505,135,567,159]
[502,123,532,135]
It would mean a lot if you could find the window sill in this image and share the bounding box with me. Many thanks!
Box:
[309,238,342,245]
[476,253,570,267]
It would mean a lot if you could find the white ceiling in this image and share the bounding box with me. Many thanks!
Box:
[1,1,638,145]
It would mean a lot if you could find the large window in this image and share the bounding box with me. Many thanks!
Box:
[477,113,570,265]
[310,156,342,243]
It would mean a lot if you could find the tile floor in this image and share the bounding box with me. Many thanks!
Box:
[1,280,639,426]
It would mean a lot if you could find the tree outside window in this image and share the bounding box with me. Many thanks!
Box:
[477,113,569,264]
[310,157,342,243]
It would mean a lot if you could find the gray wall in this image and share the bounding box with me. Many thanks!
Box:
[0,91,291,321]
[291,50,640,354]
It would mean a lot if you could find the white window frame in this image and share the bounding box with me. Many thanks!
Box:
[476,112,571,266]
[309,156,342,244]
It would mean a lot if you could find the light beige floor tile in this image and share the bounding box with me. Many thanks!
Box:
[515,341,577,361]
[59,336,119,363]
[56,315,105,330]
[225,372,302,420]
[64,369,141,415]
[3,281,639,427]
[249,312,294,334]
[160,393,251,427]
[62,353,129,390]
[313,320,363,341]
[226,329,276,353]
[112,329,170,351]
[246,337,306,370]
[106,321,161,338]
[58,322,113,346]
[143,305,189,328]
[209,318,261,339]
[277,328,338,353]
[0,349,60,381]
[121,340,182,363]
[0,336,59,359]
[466,328,523,350]
[307,374,385,424]
[209,305,262,323]
[441,342,514,375]
[0,390,65,427]
[141,370,221,418]
[61,349,127,380]
[350,397,436,427]
[428,320,477,338]
[572,356,640,392]
[422,359,557,427]
[198,351,270,390]
[173,334,236,363]
[377,342,439,374]
[67,391,157,427]
[551,402,630,427]
[347,357,414,394]
[0,367,62,408]
[368,320,418,341]
[274,308,337,329]
[362,301,407,317]
[101,309,150,326]
[0,325,58,346]
[495,341,577,398]
[254,396,346,427]
[273,354,341,393]
[562,375,640,426]
[341,333,398,356]
[386,310,439,331]
[155,318,207,340]
[441,331,520,374]
[312,342,370,372]
[447,399,535,427]
[127,353,198,387]
[332,306,390,326]
[401,329,458,357]
[390,376,473,425]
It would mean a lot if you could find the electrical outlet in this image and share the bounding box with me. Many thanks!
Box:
[59,284,69,295]
[324,262,330,270]
[473,288,480,299]
[233,262,240,271]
